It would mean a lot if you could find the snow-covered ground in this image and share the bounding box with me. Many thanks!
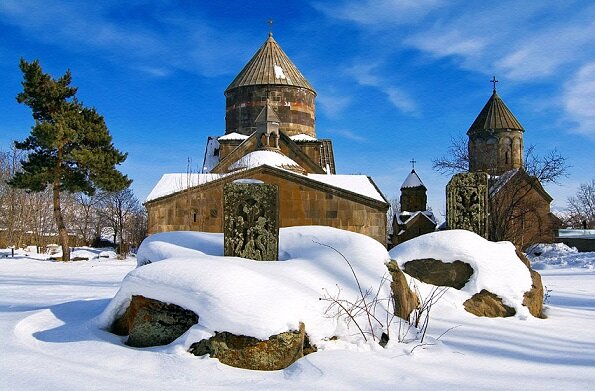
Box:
[1,233,594,390]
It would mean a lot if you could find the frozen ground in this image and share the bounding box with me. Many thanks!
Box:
[1,235,594,390]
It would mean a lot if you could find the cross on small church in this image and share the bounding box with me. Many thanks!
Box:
[490,76,499,92]
[410,158,416,169]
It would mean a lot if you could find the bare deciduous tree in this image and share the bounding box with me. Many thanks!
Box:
[433,137,569,247]
[566,179,595,229]
[98,188,145,255]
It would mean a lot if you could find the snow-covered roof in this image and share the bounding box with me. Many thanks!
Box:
[218,132,249,141]
[228,150,303,172]
[146,169,386,204]
[396,210,437,227]
[145,173,225,202]
[309,174,385,202]
[401,169,425,189]
[290,134,318,142]
[489,168,519,196]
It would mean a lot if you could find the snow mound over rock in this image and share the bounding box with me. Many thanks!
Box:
[98,226,392,344]
[389,230,532,316]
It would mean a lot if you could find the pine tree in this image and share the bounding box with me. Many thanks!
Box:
[9,59,131,261]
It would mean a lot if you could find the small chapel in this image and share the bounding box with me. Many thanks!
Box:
[145,32,389,244]
[464,79,560,247]
[387,165,437,248]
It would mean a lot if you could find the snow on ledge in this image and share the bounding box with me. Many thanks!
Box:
[218,132,249,141]
[228,150,302,171]
[290,134,318,142]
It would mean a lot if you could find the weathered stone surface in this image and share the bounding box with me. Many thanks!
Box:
[402,258,474,290]
[224,182,279,261]
[463,289,516,317]
[111,295,198,348]
[386,261,419,320]
[446,172,489,238]
[516,249,544,318]
[188,322,313,371]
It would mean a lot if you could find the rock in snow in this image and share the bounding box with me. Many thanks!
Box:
[390,230,543,318]
[99,227,545,371]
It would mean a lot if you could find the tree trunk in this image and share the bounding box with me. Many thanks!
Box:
[52,180,70,261]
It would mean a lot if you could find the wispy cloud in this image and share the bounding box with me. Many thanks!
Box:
[317,0,595,138]
[324,128,367,142]
[563,63,595,139]
[314,0,445,27]
[0,0,248,77]
[346,63,418,115]
[316,91,352,118]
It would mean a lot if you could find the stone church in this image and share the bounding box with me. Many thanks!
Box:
[464,82,560,247]
[388,168,437,248]
[145,33,389,244]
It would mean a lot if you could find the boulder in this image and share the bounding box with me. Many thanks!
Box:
[111,295,198,347]
[386,261,419,320]
[402,258,474,289]
[463,289,516,317]
[188,322,314,370]
[516,249,544,318]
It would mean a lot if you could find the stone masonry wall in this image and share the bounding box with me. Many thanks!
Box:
[225,85,316,138]
[146,170,387,244]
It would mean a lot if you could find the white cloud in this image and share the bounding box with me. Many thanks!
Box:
[314,0,445,27]
[319,0,595,141]
[346,63,418,114]
[563,63,595,139]
[0,0,248,77]
[317,92,352,117]
[324,128,367,142]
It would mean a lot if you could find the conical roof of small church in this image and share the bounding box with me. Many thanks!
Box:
[401,169,426,189]
[225,33,315,93]
[467,90,524,134]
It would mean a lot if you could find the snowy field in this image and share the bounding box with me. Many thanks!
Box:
[1,237,594,390]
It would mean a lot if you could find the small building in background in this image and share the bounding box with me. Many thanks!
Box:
[388,168,437,248]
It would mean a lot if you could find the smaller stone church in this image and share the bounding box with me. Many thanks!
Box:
[145,33,389,244]
[451,81,561,248]
[388,168,437,248]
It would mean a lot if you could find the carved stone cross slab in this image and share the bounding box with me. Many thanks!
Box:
[224,181,279,261]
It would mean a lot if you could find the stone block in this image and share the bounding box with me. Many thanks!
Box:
[446,172,489,238]
[224,182,279,261]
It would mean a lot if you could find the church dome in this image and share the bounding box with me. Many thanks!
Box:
[224,34,317,138]
[467,90,524,134]
[401,169,426,189]
[225,33,315,93]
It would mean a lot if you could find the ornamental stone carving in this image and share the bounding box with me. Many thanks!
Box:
[224,182,279,261]
[446,172,489,238]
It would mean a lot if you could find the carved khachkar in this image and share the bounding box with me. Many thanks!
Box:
[446,172,489,238]
[224,182,279,261]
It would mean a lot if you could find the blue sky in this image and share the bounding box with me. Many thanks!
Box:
[1,0,594,218]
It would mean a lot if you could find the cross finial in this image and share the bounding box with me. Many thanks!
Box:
[410,158,416,170]
[268,18,273,37]
[490,76,499,92]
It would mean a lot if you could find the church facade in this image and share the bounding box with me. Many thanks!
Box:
[145,33,389,244]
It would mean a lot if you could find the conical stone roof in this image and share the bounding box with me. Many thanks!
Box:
[401,169,426,189]
[225,33,315,93]
[467,91,524,134]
